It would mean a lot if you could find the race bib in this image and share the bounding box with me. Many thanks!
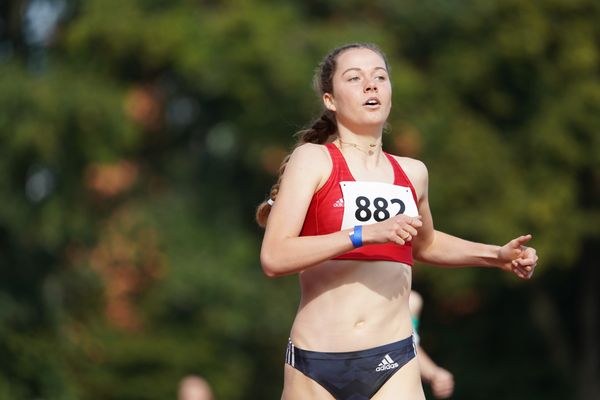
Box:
[340,181,418,230]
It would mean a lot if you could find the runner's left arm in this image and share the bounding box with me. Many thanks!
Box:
[409,160,538,279]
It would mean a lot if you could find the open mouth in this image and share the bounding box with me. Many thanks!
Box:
[363,98,381,107]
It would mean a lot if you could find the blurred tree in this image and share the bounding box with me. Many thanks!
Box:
[0,0,597,399]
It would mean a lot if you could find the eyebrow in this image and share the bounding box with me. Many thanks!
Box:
[342,66,388,75]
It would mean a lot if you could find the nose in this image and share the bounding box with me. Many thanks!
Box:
[364,80,378,93]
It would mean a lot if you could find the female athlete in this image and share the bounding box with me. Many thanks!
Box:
[256,43,538,400]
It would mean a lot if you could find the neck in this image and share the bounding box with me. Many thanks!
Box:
[336,120,383,141]
[335,125,383,156]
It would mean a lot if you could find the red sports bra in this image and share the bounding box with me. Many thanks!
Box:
[300,143,419,265]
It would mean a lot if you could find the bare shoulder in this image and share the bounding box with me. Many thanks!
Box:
[291,142,330,161]
[391,155,428,181]
[264,144,331,241]
[283,143,332,188]
[286,143,332,174]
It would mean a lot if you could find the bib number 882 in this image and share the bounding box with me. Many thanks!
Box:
[355,196,406,222]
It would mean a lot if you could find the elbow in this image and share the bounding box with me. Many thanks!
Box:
[412,248,425,262]
[260,250,285,278]
[413,249,433,265]
[411,242,423,261]
[412,240,431,263]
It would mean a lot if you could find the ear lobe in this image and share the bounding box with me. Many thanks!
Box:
[323,93,336,112]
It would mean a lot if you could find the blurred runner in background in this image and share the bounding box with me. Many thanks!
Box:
[409,290,454,399]
[178,375,214,400]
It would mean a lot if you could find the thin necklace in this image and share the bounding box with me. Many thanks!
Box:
[337,139,382,155]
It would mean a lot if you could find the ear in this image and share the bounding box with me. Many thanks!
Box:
[323,93,336,112]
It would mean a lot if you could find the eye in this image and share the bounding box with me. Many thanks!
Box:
[375,75,387,81]
[347,76,360,82]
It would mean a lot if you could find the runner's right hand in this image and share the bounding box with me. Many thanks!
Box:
[362,215,422,245]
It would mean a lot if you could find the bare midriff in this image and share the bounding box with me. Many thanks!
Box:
[290,259,413,352]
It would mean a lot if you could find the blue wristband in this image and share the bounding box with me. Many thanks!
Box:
[349,225,363,248]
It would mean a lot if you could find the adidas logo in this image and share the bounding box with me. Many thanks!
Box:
[333,198,344,208]
[375,354,399,372]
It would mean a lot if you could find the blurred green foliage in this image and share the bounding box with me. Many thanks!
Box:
[0,0,598,399]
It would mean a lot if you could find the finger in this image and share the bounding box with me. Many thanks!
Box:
[511,263,525,278]
[514,258,537,270]
[513,269,525,279]
[513,258,531,267]
[517,264,535,279]
[506,236,530,252]
[514,266,532,280]
[403,225,418,236]
[408,216,423,228]
[514,250,538,270]
[526,268,535,279]
[513,234,532,247]
[520,247,537,259]
[391,236,406,246]
[398,231,412,242]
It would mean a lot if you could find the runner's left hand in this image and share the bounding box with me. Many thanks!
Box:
[498,234,538,279]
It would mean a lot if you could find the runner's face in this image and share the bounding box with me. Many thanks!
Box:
[324,48,392,128]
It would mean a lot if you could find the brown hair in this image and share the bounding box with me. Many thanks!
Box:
[255,43,390,228]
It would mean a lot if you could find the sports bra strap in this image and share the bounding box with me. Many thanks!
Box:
[384,152,418,203]
[383,152,403,185]
[325,143,351,178]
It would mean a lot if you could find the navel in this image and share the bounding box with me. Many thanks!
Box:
[354,320,365,329]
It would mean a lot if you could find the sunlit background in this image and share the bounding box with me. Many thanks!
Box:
[1,0,598,399]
